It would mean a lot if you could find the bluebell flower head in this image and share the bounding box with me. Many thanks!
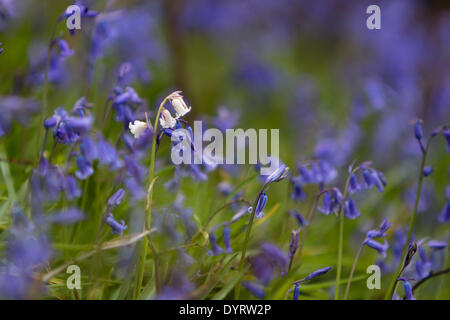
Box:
[363,239,389,257]
[366,218,391,238]
[398,278,416,300]
[223,226,233,254]
[293,284,300,300]
[261,243,289,274]
[426,240,447,250]
[105,213,128,236]
[80,136,98,162]
[75,155,93,180]
[295,267,332,284]
[344,199,361,220]
[48,208,84,225]
[208,232,223,255]
[64,174,81,200]
[414,120,423,141]
[97,135,123,170]
[423,166,433,177]
[443,128,450,152]
[289,209,307,227]
[254,192,268,218]
[107,188,126,210]
[438,203,450,223]
[348,174,361,194]
[318,188,343,215]
[290,176,306,203]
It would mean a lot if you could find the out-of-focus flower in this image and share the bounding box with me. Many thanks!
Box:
[414,120,423,141]
[397,278,416,300]
[293,284,300,300]
[363,239,389,257]
[443,128,450,152]
[107,188,126,210]
[288,210,307,227]
[426,240,447,250]
[47,208,84,224]
[223,226,232,254]
[0,96,40,137]
[438,203,450,223]
[212,106,240,132]
[318,188,343,215]
[97,135,123,170]
[105,213,128,236]
[129,120,148,139]
[423,166,433,177]
[242,281,265,299]
[75,155,93,180]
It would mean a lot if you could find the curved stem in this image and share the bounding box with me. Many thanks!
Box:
[411,267,450,295]
[134,95,171,298]
[384,141,431,300]
[343,243,364,300]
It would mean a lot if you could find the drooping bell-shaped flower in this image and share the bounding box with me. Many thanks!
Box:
[160,108,176,129]
[170,91,191,118]
[128,120,148,139]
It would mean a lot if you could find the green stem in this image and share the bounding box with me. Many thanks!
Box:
[335,177,351,300]
[343,243,364,300]
[234,193,261,300]
[134,95,171,299]
[384,141,431,299]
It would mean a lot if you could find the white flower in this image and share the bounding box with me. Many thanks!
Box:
[170,95,191,118]
[159,108,176,129]
[128,120,148,139]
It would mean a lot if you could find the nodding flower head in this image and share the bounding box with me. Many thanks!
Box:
[423,166,433,177]
[366,218,391,239]
[363,239,389,257]
[414,120,423,141]
[293,284,300,300]
[344,199,361,220]
[294,267,332,284]
[129,120,148,139]
[169,91,191,118]
[443,128,450,152]
[438,203,450,223]
[160,108,176,129]
[104,213,128,236]
[254,192,268,218]
[397,278,416,300]
[264,164,289,185]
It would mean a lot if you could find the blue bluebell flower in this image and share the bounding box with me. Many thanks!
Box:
[80,136,98,162]
[56,39,74,59]
[344,199,361,220]
[293,284,300,300]
[318,188,343,215]
[64,174,81,200]
[261,243,289,273]
[290,176,306,203]
[107,188,126,209]
[208,232,223,255]
[254,192,267,218]
[212,106,240,132]
[348,174,361,194]
[414,120,423,141]
[223,226,233,254]
[363,239,389,257]
[426,240,447,250]
[105,213,128,236]
[423,166,433,177]
[242,281,265,299]
[75,155,93,180]
[48,208,84,224]
[294,267,332,284]
[443,128,450,152]
[97,135,123,170]
[289,209,307,227]
[398,278,416,300]
[438,203,450,223]
[366,218,391,238]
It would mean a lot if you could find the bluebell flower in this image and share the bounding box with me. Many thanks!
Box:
[242,281,265,299]
[80,136,98,162]
[97,135,123,170]
[208,232,223,255]
[254,192,267,218]
[398,278,415,300]
[318,188,343,215]
[261,243,289,274]
[288,229,299,260]
[438,203,450,223]
[363,239,389,257]
[423,166,433,177]
[75,155,93,180]
[212,106,240,132]
[223,226,233,254]
[443,128,450,152]
[56,39,74,60]
[290,176,306,203]
[64,174,81,200]
[366,218,391,238]
[0,96,40,137]
[293,284,300,300]
[414,120,423,141]
[348,174,361,194]
[105,213,128,236]
[344,199,361,220]
[107,188,126,210]
[362,168,385,192]
[48,208,84,225]
[294,267,332,284]
[264,164,289,185]
[426,240,447,250]
[289,209,307,227]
